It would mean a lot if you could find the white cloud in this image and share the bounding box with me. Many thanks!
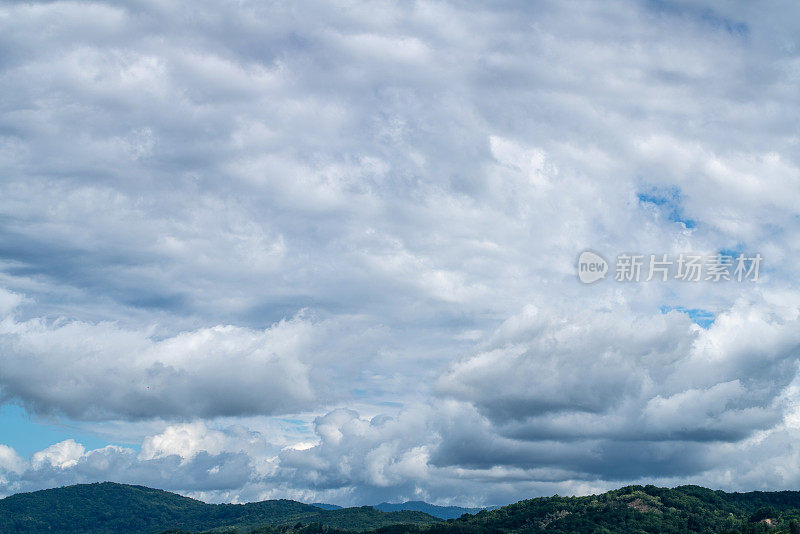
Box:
[31,440,85,470]
[139,421,268,464]
[0,444,25,475]
[139,422,233,461]
[0,304,318,419]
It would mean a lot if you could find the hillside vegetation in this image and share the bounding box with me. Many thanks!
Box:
[424,484,800,534]
[0,483,437,533]
[4,483,800,533]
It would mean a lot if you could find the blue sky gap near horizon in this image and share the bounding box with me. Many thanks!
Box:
[2,0,800,507]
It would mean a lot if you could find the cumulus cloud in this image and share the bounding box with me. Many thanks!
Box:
[138,421,273,473]
[5,389,800,505]
[439,300,800,443]
[31,440,86,470]
[0,444,25,475]
[0,444,255,499]
[432,299,800,481]
[0,301,318,419]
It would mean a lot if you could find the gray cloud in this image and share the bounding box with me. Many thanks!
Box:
[438,302,800,443]
[0,293,318,419]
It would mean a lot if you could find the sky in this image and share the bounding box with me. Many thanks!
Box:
[1,0,800,507]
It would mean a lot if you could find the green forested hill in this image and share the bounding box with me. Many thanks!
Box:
[5,483,800,534]
[0,482,438,533]
[428,484,800,534]
[172,485,800,534]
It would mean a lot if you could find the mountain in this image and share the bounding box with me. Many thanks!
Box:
[372,501,484,520]
[0,482,438,534]
[425,485,800,534]
[6,483,800,533]
[310,503,343,511]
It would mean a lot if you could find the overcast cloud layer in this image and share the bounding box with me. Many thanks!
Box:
[2,0,800,506]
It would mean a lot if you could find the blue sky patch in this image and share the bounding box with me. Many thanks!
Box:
[638,187,697,229]
[660,306,715,328]
[0,405,115,458]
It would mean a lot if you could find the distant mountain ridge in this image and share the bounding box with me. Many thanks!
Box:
[310,500,488,519]
[310,503,343,511]
[372,500,487,519]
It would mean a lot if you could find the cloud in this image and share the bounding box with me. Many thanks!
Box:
[2,0,800,506]
[0,302,318,419]
[0,445,25,475]
[433,299,800,481]
[439,300,800,441]
[2,388,800,505]
[278,408,434,493]
[6,445,254,498]
[138,421,269,465]
[31,440,86,470]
